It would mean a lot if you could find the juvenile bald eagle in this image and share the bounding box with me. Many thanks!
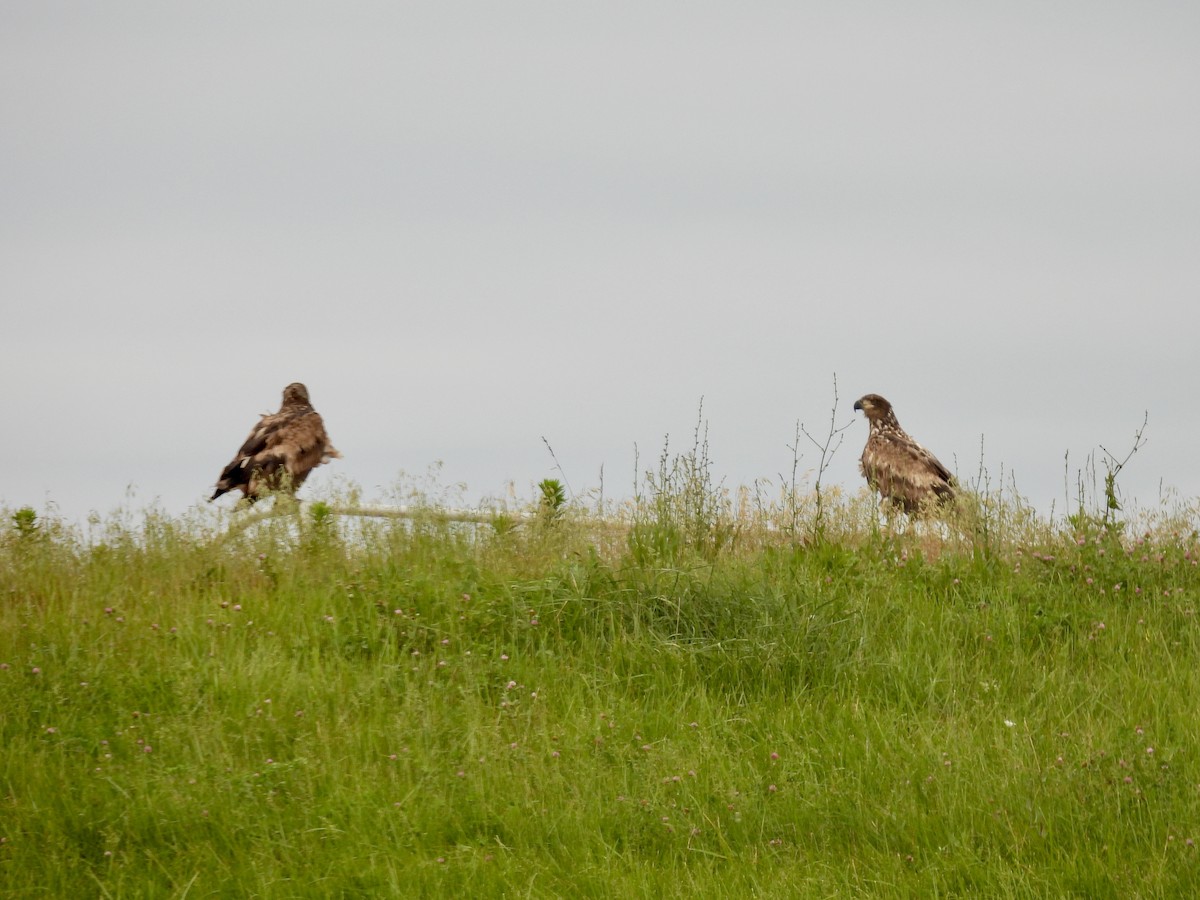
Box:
[853,393,955,514]
[210,382,341,503]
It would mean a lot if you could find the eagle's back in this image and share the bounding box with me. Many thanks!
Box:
[860,423,954,514]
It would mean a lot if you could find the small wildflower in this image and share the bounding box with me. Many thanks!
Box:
[768,784,777,793]
[770,751,780,760]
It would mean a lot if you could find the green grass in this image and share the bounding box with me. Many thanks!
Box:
[3,491,1200,898]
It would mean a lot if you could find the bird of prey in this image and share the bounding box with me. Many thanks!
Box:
[211,382,341,503]
[853,393,955,514]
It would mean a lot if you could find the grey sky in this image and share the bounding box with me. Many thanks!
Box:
[3,2,1198,523]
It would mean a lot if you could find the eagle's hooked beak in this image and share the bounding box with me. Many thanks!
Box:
[853,400,864,412]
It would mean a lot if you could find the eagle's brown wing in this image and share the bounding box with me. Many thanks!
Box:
[861,432,955,514]
[258,409,340,494]
[211,408,338,501]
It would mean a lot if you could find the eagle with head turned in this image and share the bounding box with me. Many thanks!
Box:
[853,393,955,514]
[210,382,341,503]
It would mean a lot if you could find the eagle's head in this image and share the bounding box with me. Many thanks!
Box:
[853,393,899,428]
[853,393,889,416]
[281,382,311,408]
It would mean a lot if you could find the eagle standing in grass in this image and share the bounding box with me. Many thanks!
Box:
[210,382,341,503]
[853,393,955,514]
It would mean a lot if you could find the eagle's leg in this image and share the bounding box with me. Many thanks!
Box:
[878,499,909,537]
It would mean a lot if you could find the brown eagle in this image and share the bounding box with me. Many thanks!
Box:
[211,382,341,503]
[853,393,955,514]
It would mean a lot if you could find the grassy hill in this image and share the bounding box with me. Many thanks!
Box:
[3,478,1200,897]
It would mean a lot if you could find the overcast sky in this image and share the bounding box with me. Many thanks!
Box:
[3,2,1198,525]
